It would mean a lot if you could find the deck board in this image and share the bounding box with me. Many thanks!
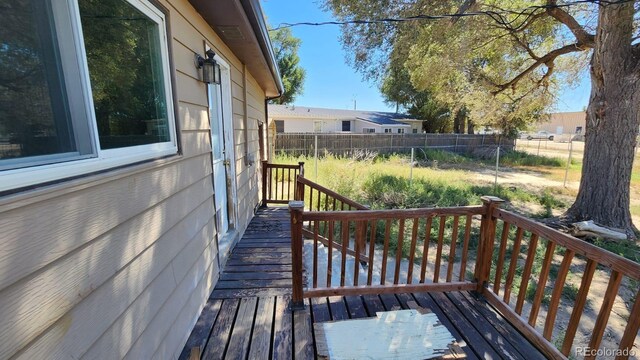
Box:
[248,297,275,359]
[181,207,546,360]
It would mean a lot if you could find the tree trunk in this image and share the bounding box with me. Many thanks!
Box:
[467,120,475,134]
[565,2,640,238]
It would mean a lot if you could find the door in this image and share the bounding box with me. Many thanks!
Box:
[208,82,229,237]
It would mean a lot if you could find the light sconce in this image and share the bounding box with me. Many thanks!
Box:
[195,49,221,84]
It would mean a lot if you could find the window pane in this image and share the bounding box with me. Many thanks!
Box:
[209,83,223,160]
[79,0,170,150]
[0,0,76,166]
[275,120,284,133]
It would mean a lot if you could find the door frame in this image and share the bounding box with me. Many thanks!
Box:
[213,54,239,232]
[205,45,238,239]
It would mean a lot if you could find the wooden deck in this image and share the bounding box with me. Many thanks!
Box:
[179,207,546,360]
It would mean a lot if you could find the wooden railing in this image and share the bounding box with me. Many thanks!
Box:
[294,175,368,211]
[261,161,304,206]
[483,207,640,360]
[288,179,640,359]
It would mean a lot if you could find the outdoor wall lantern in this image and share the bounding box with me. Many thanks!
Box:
[195,49,221,85]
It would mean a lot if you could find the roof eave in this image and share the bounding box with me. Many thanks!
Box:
[188,0,284,98]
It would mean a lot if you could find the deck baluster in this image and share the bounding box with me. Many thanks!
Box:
[289,201,305,310]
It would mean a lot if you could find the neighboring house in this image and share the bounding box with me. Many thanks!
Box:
[268,105,414,134]
[0,0,281,359]
[398,119,425,133]
[536,111,587,135]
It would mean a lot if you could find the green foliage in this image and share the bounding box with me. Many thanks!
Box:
[322,0,591,131]
[268,27,305,105]
[498,150,566,167]
[417,149,469,164]
[592,238,640,263]
[381,63,453,133]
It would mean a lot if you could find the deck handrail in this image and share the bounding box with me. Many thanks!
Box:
[483,207,640,359]
[288,183,640,360]
[294,175,368,211]
[289,194,489,309]
[261,161,304,206]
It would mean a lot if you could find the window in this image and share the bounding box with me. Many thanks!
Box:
[575,126,583,134]
[397,129,405,134]
[362,128,375,133]
[384,128,392,133]
[1,0,177,191]
[412,129,418,134]
[341,120,351,132]
[275,120,285,133]
[313,121,323,133]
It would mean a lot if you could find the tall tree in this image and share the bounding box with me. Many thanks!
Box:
[324,0,640,236]
[269,27,305,105]
[381,59,453,132]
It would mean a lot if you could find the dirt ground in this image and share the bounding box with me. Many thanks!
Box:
[442,153,639,358]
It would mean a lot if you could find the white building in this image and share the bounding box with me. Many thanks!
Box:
[536,111,586,135]
[268,105,415,134]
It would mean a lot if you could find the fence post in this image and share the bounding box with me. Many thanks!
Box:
[314,135,318,181]
[475,196,504,293]
[564,141,573,187]
[410,148,414,186]
[289,201,305,310]
[261,160,268,207]
[350,134,353,155]
[455,134,459,152]
[424,133,428,149]
[494,146,500,190]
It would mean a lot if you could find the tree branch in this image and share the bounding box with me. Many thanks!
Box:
[546,0,595,46]
[451,0,477,24]
[492,43,587,94]
[508,32,540,60]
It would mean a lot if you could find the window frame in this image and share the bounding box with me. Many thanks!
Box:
[0,0,178,193]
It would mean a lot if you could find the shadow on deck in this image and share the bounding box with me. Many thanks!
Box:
[179,207,545,360]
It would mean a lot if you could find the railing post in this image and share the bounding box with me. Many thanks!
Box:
[475,196,504,293]
[261,160,268,207]
[295,177,305,202]
[298,161,305,177]
[289,201,305,310]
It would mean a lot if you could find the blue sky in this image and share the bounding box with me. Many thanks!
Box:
[262,0,590,113]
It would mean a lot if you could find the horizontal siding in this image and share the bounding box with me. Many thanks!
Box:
[123,242,217,360]
[0,0,269,358]
[84,218,217,360]
[181,130,212,158]
[179,102,210,131]
[18,197,215,359]
[0,154,211,292]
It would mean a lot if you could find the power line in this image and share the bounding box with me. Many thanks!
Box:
[271,0,632,30]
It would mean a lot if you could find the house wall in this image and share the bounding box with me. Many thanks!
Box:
[353,120,382,133]
[536,111,586,134]
[272,117,343,133]
[0,1,265,359]
[401,121,423,133]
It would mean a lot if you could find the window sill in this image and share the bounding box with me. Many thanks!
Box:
[0,150,183,210]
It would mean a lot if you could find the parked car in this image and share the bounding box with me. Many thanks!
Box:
[526,131,555,140]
